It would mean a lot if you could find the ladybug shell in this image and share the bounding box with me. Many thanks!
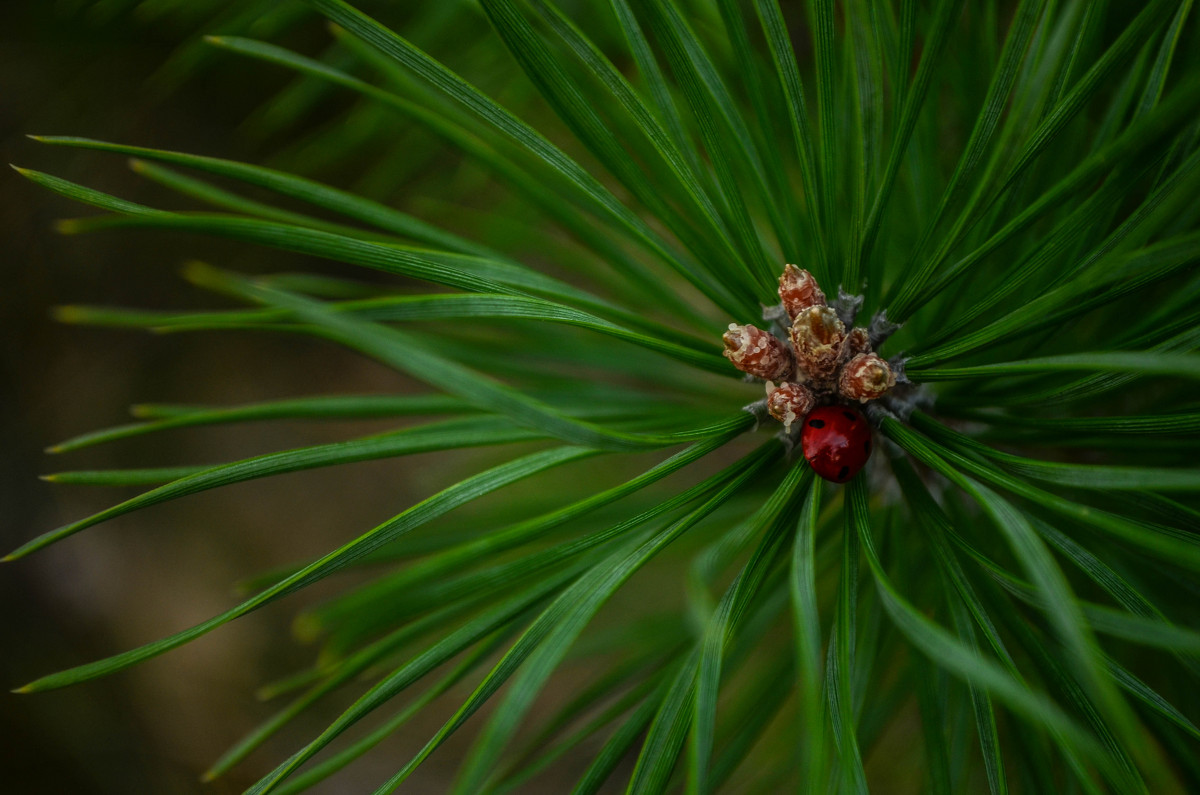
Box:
[800,405,872,483]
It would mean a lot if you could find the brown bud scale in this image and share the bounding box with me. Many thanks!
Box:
[841,327,871,362]
[722,323,793,381]
[839,353,897,402]
[778,264,826,321]
[789,306,846,384]
[766,381,816,432]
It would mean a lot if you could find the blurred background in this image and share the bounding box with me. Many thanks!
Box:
[0,2,548,792]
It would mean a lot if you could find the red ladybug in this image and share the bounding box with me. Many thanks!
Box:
[801,405,872,483]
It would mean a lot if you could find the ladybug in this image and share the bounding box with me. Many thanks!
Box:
[801,405,872,483]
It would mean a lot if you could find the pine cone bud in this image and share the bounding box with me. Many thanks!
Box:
[722,323,793,380]
[778,264,826,320]
[839,353,897,402]
[789,306,846,383]
[765,381,816,431]
[841,327,871,361]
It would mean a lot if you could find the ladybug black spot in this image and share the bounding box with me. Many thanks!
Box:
[864,440,871,453]
[838,466,850,481]
[843,411,857,422]
[808,419,825,428]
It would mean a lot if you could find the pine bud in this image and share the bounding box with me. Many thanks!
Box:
[778,264,826,320]
[841,327,871,361]
[838,353,897,402]
[789,306,846,383]
[765,381,816,431]
[722,323,793,380]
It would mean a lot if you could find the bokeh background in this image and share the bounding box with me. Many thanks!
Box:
[0,2,553,792]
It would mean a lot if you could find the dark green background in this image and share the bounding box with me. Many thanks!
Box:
[1,4,496,792]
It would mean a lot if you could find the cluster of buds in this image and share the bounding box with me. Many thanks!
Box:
[722,265,896,431]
